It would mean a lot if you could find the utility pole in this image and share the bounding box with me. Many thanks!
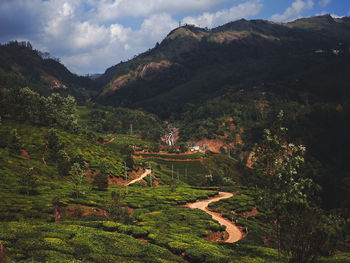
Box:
[149,163,152,187]
[171,164,174,180]
[130,124,133,136]
[124,162,128,195]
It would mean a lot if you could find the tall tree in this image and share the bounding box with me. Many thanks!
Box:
[69,163,86,199]
[8,129,22,154]
[253,110,315,261]
[47,128,64,160]
[92,171,108,191]
[106,191,131,223]
[57,150,71,176]
[20,167,40,195]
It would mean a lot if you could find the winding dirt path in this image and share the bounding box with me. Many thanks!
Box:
[126,169,152,186]
[186,192,242,243]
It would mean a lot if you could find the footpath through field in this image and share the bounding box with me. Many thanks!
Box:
[126,169,152,186]
[186,192,242,243]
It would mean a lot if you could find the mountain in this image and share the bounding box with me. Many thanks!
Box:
[96,15,350,117]
[1,15,350,263]
[0,41,97,103]
[95,15,350,209]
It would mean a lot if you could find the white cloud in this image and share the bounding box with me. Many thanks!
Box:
[1,0,228,74]
[319,0,331,8]
[57,13,178,74]
[182,0,263,28]
[270,0,314,22]
[92,0,227,22]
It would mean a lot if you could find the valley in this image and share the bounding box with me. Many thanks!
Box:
[0,14,350,263]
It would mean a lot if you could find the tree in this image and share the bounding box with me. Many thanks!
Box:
[52,195,67,223]
[20,167,40,195]
[99,162,115,178]
[151,143,160,153]
[92,172,108,191]
[125,155,134,168]
[179,142,189,153]
[57,150,71,176]
[48,128,64,160]
[8,129,22,154]
[69,163,86,199]
[253,110,315,261]
[106,191,131,223]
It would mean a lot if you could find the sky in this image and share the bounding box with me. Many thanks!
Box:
[0,0,349,75]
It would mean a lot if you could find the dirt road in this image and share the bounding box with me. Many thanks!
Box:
[186,192,242,243]
[126,169,151,186]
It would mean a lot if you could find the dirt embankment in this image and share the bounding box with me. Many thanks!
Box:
[102,60,171,94]
[133,155,202,162]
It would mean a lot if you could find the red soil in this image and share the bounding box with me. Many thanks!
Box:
[108,177,127,185]
[63,204,108,218]
[42,140,48,165]
[0,242,5,263]
[84,162,97,178]
[21,149,30,160]
[240,207,259,219]
[137,238,149,243]
[134,155,202,162]
[205,230,227,242]
[246,151,255,168]
[102,137,115,144]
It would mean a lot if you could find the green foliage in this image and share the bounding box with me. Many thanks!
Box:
[92,172,108,191]
[8,128,22,154]
[279,204,337,263]
[47,128,64,160]
[209,192,256,214]
[56,150,71,176]
[148,158,208,186]
[19,167,40,196]
[253,111,330,262]
[137,152,204,160]
[0,41,97,103]
[106,191,131,223]
[203,153,251,186]
[0,221,181,263]
[69,163,86,199]
[79,105,165,142]
[2,87,80,131]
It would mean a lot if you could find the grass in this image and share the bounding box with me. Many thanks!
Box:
[209,192,256,214]
[0,221,182,263]
[148,158,209,186]
[317,253,350,263]
[1,120,347,263]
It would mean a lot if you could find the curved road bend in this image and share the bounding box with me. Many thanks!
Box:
[187,192,242,243]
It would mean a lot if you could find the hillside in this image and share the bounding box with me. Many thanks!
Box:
[0,41,97,103]
[95,15,350,211]
[1,14,350,263]
[96,15,350,116]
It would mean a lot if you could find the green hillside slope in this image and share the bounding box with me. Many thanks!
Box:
[0,41,97,103]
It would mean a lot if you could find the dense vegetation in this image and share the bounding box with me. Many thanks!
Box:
[0,41,97,103]
[1,15,350,263]
[95,14,350,214]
